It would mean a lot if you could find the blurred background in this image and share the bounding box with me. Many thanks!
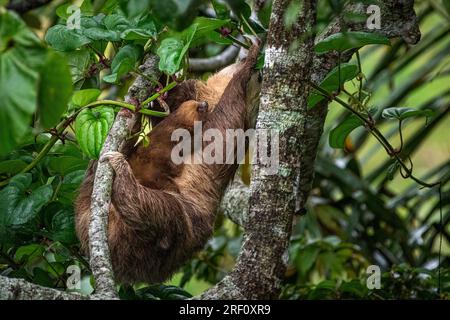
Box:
[0,0,448,299]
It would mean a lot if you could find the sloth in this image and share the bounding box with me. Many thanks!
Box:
[75,43,261,284]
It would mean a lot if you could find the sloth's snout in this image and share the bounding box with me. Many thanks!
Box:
[197,101,209,113]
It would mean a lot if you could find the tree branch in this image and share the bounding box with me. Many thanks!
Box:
[0,276,84,300]
[7,0,52,14]
[88,55,161,299]
[189,43,240,72]
[200,0,319,299]
[219,178,249,226]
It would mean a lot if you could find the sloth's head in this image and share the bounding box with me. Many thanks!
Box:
[175,100,209,123]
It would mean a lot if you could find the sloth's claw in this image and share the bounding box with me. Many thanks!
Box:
[100,151,124,166]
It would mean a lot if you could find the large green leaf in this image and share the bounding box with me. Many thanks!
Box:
[315,31,390,54]
[189,17,228,46]
[157,38,186,75]
[308,63,359,108]
[0,174,52,230]
[63,49,93,90]
[83,27,120,42]
[45,24,92,51]
[0,10,41,51]
[37,51,73,129]
[75,106,115,159]
[72,88,101,107]
[0,48,37,155]
[103,44,143,83]
[329,114,364,149]
[0,11,44,155]
[51,209,78,245]
[157,24,197,75]
[381,107,435,121]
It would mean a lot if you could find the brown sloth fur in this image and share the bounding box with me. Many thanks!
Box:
[74,43,260,284]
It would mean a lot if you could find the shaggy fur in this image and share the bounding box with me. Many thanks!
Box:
[74,44,260,284]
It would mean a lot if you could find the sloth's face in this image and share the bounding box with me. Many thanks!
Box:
[176,100,209,123]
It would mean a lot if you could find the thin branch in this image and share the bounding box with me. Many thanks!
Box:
[7,0,52,14]
[189,44,240,72]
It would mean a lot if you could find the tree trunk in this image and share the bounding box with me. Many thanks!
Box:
[201,0,318,299]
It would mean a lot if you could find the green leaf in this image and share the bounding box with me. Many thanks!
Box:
[121,14,157,40]
[0,48,38,155]
[15,244,45,263]
[48,156,89,175]
[45,24,91,51]
[157,38,185,75]
[0,174,53,228]
[148,0,205,31]
[157,24,197,75]
[295,246,320,275]
[315,31,390,54]
[63,48,92,86]
[75,106,115,159]
[72,89,101,107]
[37,51,73,129]
[189,17,228,46]
[212,0,230,20]
[329,114,364,149]
[386,161,399,181]
[223,0,251,20]
[33,267,55,287]
[80,0,94,16]
[0,11,44,155]
[50,207,78,245]
[119,0,151,18]
[308,63,359,108]
[0,10,41,51]
[55,3,73,19]
[381,107,435,120]
[83,27,120,41]
[0,159,27,175]
[103,44,143,84]
[340,280,367,298]
[103,13,131,32]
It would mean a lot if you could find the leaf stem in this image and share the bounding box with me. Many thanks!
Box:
[309,80,440,189]
[0,116,75,188]
[140,81,177,106]
[241,14,258,38]
[356,50,363,102]
[398,119,404,153]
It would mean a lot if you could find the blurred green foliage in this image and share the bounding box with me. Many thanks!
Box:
[0,0,448,300]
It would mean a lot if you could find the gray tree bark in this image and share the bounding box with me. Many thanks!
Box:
[89,55,161,299]
[200,0,318,300]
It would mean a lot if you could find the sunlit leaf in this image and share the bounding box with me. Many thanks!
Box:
[329,114,364,149]
[315,31,390,53]
[381,107,435,120]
